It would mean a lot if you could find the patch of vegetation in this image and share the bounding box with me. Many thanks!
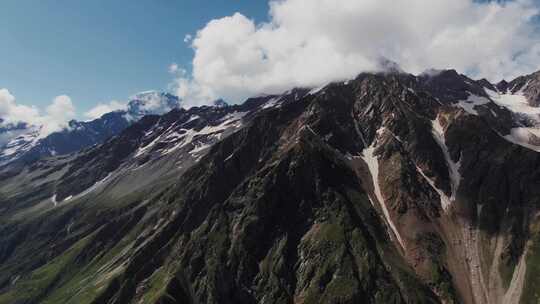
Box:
[138,267,171,303]
[41,226,141,304]
[417,232,459,303]
[0,233,92,304]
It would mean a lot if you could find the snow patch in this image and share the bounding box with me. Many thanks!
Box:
[262,97,281,109]
[503,127,540,152]
[162,111,247,155]
[308,85,325,95]
[134,133,164,157]
[486,88,540,117]
[456,94,491,115]
[224,152,235,162]
[189,142,211,156]
[431,116,461,205]
[186,115,200,123]
[486,88,540,152]
[361,130,406,251]
[415,164,452,212]
[51,194,57,207]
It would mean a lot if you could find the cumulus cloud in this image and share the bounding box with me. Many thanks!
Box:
[39,95,77,136]
[172,0,540,106]
[0,89,41,125]
[84,100,126,120]
[47,95,75,122]
[0,89,77,137]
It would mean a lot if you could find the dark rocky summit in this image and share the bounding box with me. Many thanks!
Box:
[0,69,539,304]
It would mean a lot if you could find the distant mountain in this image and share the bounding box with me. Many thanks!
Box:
[500,70,540,106]
[0,91,181,166]
[1,69,540,304]
[212,98,229,108]
[125,91,181,120]
[0,121,29,147]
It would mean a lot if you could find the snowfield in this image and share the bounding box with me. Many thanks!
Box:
[485,87,540,152]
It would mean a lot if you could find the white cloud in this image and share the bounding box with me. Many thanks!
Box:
[47,95,75,122]
[184,34,192,43]
[0,89,77,137]
[168,63,180,74]
[39,95,77,136]
[84,100,126,120]
[172,0,540,106]
[0,89,41,125]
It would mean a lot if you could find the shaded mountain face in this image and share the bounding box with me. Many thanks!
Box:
[0,91,181,167]
[0,70,540,304]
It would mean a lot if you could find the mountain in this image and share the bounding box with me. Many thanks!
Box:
[498,71,540,106]
[125,92,182,120]
[0,91,181,167]
[0,69,540,304]
[0,121,41,166]
[0,121,30,147]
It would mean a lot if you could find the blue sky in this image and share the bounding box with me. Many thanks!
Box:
[1,0,539,122]
[0,0,268,116]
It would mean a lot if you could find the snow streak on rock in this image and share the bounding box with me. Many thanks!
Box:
[163,111,247,156]
[262,97,281,109]
[361,130,406,251]
[431,115,461,203]
[51,194,58,207]
[415,164,452,212]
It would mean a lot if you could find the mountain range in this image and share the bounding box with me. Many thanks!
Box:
[0,68,540,304]
[0,91,182,167]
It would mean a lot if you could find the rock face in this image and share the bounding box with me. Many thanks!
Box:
[0,70,540,304]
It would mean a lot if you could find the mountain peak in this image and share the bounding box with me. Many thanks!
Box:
[126,91,181,118]
[497,79,509,92]
[212,98,229,108]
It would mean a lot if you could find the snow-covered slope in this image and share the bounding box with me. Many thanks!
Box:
[486,83,540,152]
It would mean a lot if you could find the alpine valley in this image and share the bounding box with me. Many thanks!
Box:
[1,68,540,304]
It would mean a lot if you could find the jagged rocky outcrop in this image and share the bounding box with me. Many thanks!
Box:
[0,69,540,304]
